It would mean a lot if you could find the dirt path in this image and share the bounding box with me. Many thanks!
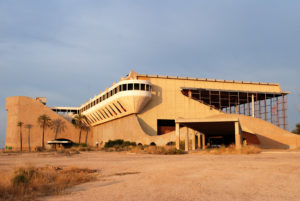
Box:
[1,151,300,201]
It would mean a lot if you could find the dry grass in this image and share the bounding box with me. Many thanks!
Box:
[197,145,261,155]
[0,166,98,201]
[130,145,186,155]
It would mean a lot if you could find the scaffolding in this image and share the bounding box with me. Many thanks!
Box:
[181,88,289,130]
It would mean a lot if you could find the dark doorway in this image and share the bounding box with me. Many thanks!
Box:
[157,119,175,135]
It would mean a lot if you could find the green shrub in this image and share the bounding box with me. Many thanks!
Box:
[12,174,28,185]
[80,143,87,147]
[105,139,124,148]
[104,139,136,148]
[35,146,44,152]
[166,141,175,146]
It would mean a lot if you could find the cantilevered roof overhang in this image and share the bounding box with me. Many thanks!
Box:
[176,117,240,137]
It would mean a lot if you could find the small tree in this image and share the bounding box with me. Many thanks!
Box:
[50,118,66,139]
[292,123,300,135]
[25,124,33,152]
[74,114,86,145]
[37,114,52,149]
[17,121,24,152]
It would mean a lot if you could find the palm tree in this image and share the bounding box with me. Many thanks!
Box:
[25,124,33,152]
[50,118,66,139]
[17,121,24,151]
[37,114,52,149]
[74,114,86,145]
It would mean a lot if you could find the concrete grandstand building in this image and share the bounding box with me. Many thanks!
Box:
[5,70,300,150]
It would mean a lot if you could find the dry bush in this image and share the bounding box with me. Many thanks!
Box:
[130,145,186,155]
[199,145,261,155]
[0,166,98,201]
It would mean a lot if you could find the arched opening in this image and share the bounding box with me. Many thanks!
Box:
[150,142,156,146]
[138,143,143,146]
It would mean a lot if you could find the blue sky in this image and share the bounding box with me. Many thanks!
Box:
[0,0,300,147]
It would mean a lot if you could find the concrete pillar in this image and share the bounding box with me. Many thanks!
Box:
[185,127,189,152]
[176,123,180,149]
[201,134,206,150]
[251,94,255,117]
[192,130,196,151]
[197,134,201,149]
[235,121,242,149]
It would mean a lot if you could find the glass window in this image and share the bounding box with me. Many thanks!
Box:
[119,85,122,92]
[146,84,150,91]
[114,88,118,94]
[141,84,145,90]
[134,83,139,90]
[122,84,127,91]
[128,83,133,90]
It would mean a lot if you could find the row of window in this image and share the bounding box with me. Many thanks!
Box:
[80,83,151,113]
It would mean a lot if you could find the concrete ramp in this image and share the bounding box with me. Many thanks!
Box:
[5,96,85,150]
[207,113,300,149]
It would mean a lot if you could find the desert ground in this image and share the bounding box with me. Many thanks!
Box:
[1,151,300,201]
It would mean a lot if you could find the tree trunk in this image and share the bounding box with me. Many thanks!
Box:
[85,130,88,145]
[42,124,45,149]
[28,128,31,152]
[55,128,58,139]
[20,129,22,152]
[79,129,82,145]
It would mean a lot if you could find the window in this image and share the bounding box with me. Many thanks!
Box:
[114,87,118,94]
[119,85,122,92]
[146,84,150,91]
[134,83,139,90]
[122,84,127,91]
[128,83,133,90]
[141,84,145,90]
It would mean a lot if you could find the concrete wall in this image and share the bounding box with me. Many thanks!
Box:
[5,96,93,150]
[92,114,175,146]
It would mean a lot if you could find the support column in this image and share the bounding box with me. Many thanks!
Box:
[192,130,196,151]
[185,127,189,152]
[175,123,180,149]
[197,134,201,149]
[235,121,242,149]
[251,94,255,117]
[201,134,206,150]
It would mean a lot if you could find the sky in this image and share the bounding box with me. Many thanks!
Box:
[0,0,299,148]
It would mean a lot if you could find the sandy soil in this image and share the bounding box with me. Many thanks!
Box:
[1,151,300,201]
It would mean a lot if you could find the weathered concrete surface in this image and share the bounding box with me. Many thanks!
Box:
[0,151,300,201]
[5,96,92,150]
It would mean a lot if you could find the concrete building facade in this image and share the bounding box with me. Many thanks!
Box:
[5,71,300,150]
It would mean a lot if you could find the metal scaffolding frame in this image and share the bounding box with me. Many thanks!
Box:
[181,88,289,130]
